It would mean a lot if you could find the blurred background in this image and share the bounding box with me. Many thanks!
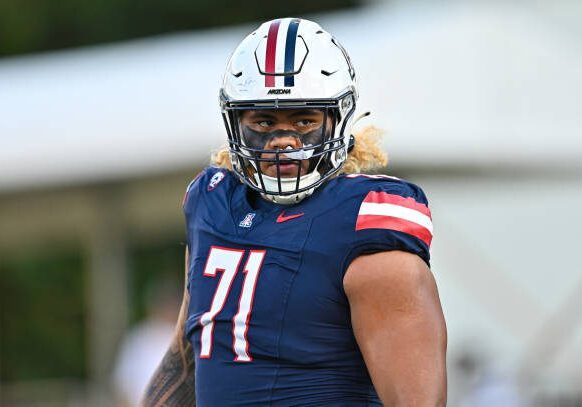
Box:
[1,0,581,405]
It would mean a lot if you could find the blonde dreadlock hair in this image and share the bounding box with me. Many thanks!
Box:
[211,125,388,174]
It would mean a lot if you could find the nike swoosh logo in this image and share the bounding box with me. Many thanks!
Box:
[276,211,305,223]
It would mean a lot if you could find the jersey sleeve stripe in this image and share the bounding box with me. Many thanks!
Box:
[356,215,433,246]
[363,191,431,218]
[356,191,433,246]
[358,202,433,233]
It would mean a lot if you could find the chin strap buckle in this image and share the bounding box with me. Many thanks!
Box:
[348,134,355,153]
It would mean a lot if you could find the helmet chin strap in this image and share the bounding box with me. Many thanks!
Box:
[254,171,321,205]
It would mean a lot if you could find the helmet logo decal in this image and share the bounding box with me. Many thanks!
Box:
[264,18,301,88]
[267,89,291,95]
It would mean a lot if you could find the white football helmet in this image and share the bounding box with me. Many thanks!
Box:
[220,18,358,204]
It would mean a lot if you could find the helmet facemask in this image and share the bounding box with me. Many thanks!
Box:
[221,93,356,204]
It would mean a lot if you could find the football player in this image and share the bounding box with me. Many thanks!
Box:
[143,18,446,406]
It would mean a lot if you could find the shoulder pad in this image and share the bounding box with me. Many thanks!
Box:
[182,167,230,211]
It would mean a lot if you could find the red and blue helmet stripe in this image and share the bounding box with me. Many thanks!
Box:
[264,18,301,88]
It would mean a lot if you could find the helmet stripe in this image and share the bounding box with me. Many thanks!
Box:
[284,19,301,87]
[264,20,281,87]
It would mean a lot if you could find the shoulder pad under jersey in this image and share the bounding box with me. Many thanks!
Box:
[182,167,232,214]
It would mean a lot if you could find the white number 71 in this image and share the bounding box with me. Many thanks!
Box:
[199,246,266,362]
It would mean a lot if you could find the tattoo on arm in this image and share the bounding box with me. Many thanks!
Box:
[142,248,195,406]
[141,333,195,407]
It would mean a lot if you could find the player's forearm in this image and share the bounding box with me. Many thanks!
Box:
[141,336,195,407]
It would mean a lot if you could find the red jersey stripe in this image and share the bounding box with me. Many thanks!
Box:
[355,214,433,246]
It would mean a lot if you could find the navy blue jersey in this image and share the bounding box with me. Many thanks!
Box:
[183,167,432,406]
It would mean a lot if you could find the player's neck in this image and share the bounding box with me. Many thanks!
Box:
[247,189,273,211]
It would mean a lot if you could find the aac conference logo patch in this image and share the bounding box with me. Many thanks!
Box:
[207,171,225,191]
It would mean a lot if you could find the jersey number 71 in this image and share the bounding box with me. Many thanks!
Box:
[199,246,266,362]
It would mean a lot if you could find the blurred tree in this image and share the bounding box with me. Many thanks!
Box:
[0,239,183,382]
[129,240,184,325]
[0,0,360,56]
[0,250,86,380]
